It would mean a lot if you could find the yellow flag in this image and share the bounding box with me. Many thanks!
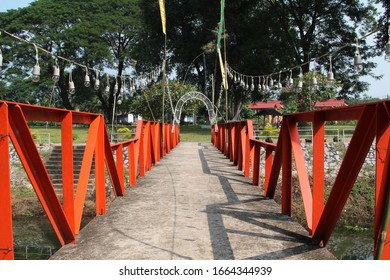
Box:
[159,0,166,35]
[218,48,228,90]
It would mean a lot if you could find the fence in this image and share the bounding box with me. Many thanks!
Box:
[0,100,179,260]
[254,126,356,143]
[212,100,390,260]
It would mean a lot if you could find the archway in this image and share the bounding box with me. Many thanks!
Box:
[173,91,217,126]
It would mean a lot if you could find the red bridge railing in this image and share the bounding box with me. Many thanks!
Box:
[0,100,179,260]
[212,100,390,260]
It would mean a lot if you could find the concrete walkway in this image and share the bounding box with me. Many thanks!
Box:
[51,142,335,260]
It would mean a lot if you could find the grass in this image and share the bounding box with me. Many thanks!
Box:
[28,124,213,144]
[179,125,212,142]
[30,126,90,144]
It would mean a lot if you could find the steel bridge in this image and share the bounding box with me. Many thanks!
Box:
[0,100,389,260]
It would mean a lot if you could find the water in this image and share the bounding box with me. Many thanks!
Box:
[326,228,374,260]
[12,216,94,260]
[12,217,375,260]
[13,217,60,260]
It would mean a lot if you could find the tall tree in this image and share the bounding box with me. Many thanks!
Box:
[0,0,150,121]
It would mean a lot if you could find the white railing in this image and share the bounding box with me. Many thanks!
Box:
[254,126,356,143]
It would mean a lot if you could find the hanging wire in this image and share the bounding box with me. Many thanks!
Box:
[0,28,162,89]
[225,26,383,86]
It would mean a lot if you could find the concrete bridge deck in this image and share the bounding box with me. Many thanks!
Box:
[51,142,335,260]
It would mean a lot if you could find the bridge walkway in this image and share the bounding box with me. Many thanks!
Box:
[51,142,335,260]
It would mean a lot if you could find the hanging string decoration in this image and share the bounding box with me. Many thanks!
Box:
[0,28,162,98]
[225,26,387,95]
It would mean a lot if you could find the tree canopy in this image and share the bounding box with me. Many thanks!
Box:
[0,0,386,120]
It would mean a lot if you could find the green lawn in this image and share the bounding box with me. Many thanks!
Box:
[28,123,355,145]
[30,126,90,144]
[29,124,213,145]
[179,125,212,142]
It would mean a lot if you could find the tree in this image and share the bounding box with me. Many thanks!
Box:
[0,0,383,120]
[130,81,198,122]
[280,72,338,113]
[135,0,380,116]
[0,0,151,122]
[238,1,379,99]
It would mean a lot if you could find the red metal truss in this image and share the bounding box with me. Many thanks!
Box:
[0,103,13,260]
[212,100,390,260]
[0,100,179,260]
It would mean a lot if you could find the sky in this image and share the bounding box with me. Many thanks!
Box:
[1,0,389,99]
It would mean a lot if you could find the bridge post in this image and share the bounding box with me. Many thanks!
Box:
[0,103,14,260]
[288,118,313,231]
[374,102,390,259]
[61,111,75,235]
[95,116,106,215]
[128,141,137,186]
[115,144,125,194]
[281,119,292,216]
[264,146,273,193]
[252,142,261,187]
[312,112,325,235]
[243,121,252,177]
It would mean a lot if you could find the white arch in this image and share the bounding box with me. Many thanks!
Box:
[174,91,217,126]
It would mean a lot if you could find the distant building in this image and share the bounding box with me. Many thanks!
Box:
[314,99,347,109]
[248,100,283,113]
[248,100,283,127]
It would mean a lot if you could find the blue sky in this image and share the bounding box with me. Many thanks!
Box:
[1,0,389,99]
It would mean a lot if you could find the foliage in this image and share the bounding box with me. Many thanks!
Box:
[130,80,199,122]
[259,123,279,137]
[116,127,132,141]
[280,72,338,112]
[0,0,384,121]
[0,0,147,121]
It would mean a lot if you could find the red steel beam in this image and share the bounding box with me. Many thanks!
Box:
[0,103,14,260]
[374,102,390,259]
[243,121,252,177]
[8,105,75,245]
[145,122,152,172]
[312,112,325,235]
[237,123,244,170]
[264,145,273,196]
[264,129,283,198]
[313,105,376,246]
[139,122,146,177]
[95,116,106,216]
[61,112,75,235]
[287,118,313,231]
[229,124,234,162]
[116,144,125,191]
[288,104,365,123]
[74,116,100,234]
[104,128,124,196]
[251,142,261,187]
[129,141,137,186]
[281,121,292,216]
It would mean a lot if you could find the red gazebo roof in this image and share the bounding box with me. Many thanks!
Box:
[314,99,347,108]
[248,100,283,110]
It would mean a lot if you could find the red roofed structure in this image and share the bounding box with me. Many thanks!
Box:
[248,100,283,127]
[248,100,283,110]
[314,99,347,109]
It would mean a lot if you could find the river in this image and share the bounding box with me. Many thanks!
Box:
[12,217,375,260]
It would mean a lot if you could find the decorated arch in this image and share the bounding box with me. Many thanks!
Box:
[173,91,217,125]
